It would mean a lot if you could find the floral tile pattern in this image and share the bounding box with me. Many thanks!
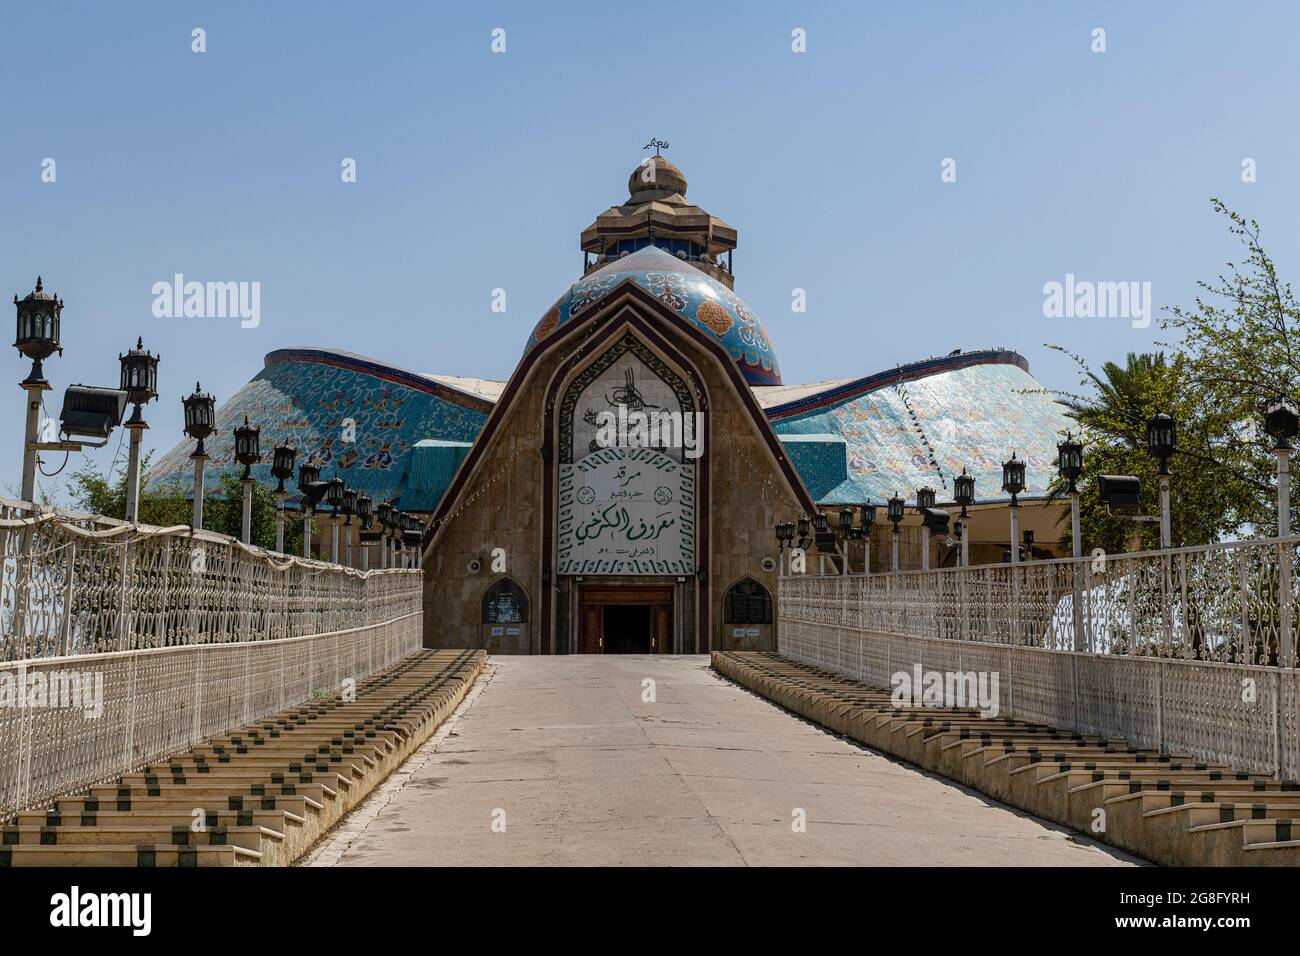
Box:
[523,246,782,386]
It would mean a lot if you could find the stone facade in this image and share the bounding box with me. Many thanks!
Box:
[422,289,808,654]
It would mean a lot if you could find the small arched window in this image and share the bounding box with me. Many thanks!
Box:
[724,578,772,625]
[482,578,529,624]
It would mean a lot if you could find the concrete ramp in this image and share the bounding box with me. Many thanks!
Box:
[320,655,1133,866]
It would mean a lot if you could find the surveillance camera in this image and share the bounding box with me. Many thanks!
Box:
[760,556,777,573]
[467,558,482,574]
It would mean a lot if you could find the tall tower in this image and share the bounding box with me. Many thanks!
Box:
[580,154,738,289]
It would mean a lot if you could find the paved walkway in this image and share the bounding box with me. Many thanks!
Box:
[314,656,1138,866]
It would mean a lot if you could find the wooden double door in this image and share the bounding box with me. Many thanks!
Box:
[579,585,673,654]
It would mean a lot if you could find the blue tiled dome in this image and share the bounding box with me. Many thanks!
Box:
[523,246,782,386]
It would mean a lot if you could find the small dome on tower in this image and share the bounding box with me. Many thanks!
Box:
[627,156,687,203]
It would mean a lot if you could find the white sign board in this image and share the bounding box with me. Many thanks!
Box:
[557,447,694,575]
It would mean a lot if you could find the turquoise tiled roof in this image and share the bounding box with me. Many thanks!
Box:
[522,246,782,386]
[146,349,488,511]
[771,358,1072,505]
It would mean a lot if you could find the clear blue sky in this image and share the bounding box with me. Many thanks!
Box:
[1,1,1296,504]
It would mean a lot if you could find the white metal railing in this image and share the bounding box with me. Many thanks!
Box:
[778,536,1300,778]
[0,498,424,819]
[0,497,420,662]
[780,536,1300,665]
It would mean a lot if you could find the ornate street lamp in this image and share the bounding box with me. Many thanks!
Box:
[860,504,876,575]
[915,486,937,570]
[13,277,63,501]
[887,493,905,571]
[182,383,216,529]
[325,475,345,563]
[341,487,358,566]
[1265,395,1300,666]
[116,337,160,523]
[298,461,324,558]
[1002,453,1026,564]
[1146,412,1176,548]
[270,443,296,553]
[233,415,261,544]
[1056,432,1084,561]
[356,493,375,569]
[953,468,975,567]
[377,501,394,568]
[1265,396,1299,537]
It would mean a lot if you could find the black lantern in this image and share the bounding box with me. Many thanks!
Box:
[182,382,216,457]
[325,475,345,513]
[1264,396,1300,451]
[839,507,854,534]
[887,493,905,526]
[118,336,159,425]
[271,443,296,493]
[1057,432,1084,493]
[860,504,876,536]
[13,276,62,385]
[233,415,261,479]
[357,493,373,529]
[812,512,836,551]
[1146,413,1176,475]
[916,486,936,512]
[796,516,810,540]
[953,468,975,513]
[1002,452,1026,500]
[378,501,394,529]
[298,461,320,491]
[342,487,358,524]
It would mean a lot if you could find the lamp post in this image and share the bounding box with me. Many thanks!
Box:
[953,468,975,567]
[860,504,875,574]
[378,501,394,569]
[118,337,159,523]
[182,383,215,529]
[916,486,936,571]
[13,277,62,502]
[1264,396,1298,537]
[233,415,261,545]
[270,443,296,553]
[1146,412,1176,549]
[341,487,358,566]
[839,507,854,574]
[1057,432,1084,560]
[298,462,323,558]
[1001,453,1026,564]
[325,476,345,563]
[356,494,373,570]
[1265,395,1299,667]
[887,493,904,571]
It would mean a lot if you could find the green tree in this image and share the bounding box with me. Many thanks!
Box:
[1045,350,1257,554]
[1159,198,1299,536]
[67,456,304,554]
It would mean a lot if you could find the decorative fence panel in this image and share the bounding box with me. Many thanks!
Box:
[0,500,423,820]
[777,537,1300,779]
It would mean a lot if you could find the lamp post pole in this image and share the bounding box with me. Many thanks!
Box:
[119,338,159,523]
[191,455,206,529]
[1265,396,1300,666]
[887,495,903,572]
[1146,413,1176,550]
[13,278,62,504]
